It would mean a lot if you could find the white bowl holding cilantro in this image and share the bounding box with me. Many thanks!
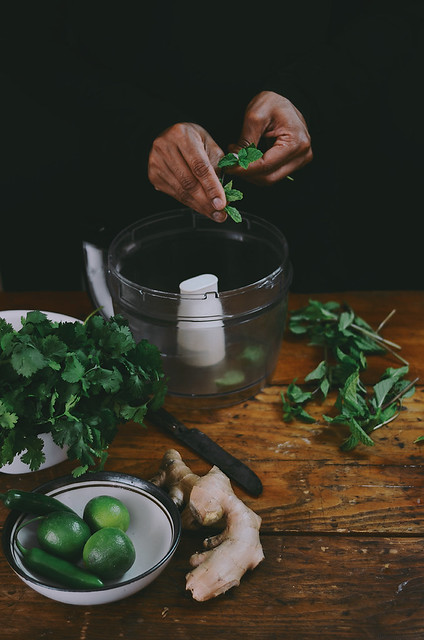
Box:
[0,309,81,332]
[0,310,81,474]
[0,309,166,476]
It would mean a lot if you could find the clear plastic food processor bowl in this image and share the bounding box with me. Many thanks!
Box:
[107,209,292,408]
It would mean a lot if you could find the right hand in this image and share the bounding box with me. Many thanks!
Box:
[148,122,228,221]
[226,91,313,185]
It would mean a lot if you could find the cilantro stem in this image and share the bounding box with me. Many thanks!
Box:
[83,308,103,324]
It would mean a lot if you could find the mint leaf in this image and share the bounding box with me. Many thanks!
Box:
[237,144,263,168]
[218,152,239,168]
[218,144,263,223]
[224,205,243,223]
[282,300,416,451]
[223,180,243,203]
[281,383,315,423]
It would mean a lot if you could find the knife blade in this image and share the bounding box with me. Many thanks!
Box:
[146,407,263,497]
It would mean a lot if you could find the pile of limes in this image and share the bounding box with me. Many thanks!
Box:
[33,495,136,582]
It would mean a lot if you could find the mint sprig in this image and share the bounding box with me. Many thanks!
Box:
[281,300,418,451]
[218,143,263,222]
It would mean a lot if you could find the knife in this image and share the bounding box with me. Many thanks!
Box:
[146,407,263,497]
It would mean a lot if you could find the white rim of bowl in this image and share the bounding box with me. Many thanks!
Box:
[2,471,182,593]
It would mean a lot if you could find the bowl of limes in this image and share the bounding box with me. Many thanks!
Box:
[1,471,181,604]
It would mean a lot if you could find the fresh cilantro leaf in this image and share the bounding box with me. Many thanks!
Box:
[62,353,85,383]
[0,311,166,475]
[87,366,123,393]
[20,435,46,471]
[1,435,17,466]
[0,401,18,430]
[11,340,46,377]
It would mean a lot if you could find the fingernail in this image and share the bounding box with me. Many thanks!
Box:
[212,197,225,210]
[212,210,227,223]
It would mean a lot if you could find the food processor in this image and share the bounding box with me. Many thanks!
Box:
[83,208,292,408]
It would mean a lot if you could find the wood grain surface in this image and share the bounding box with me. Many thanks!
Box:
[1,289,423,640]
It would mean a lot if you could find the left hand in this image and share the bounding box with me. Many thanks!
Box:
[227,91,313,185]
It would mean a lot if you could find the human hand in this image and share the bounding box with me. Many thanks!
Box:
[227,91,313,185]
[148,122,228,221]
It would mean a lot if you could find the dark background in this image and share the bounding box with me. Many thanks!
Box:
[1,2,422,294]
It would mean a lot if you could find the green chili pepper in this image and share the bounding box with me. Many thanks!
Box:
[0,489,77,516]
[15,539,104,590]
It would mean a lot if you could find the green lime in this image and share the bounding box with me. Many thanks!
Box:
[36,511,91,562]
[83,495,130,532]
[83,527,136,580]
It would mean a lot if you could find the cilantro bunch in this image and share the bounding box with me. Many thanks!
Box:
[0,311,166,476]
[281,300,417,451]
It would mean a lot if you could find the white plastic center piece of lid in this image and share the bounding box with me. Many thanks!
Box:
[179,273,218,295]
[177,273,225,367]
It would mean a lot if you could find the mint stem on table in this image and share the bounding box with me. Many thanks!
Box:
[280,299,418,451]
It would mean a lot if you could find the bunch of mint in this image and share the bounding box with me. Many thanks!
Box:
[0,311,166,476]
[281,300,417,451]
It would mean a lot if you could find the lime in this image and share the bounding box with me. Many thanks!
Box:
[36,511,91,562]
[83,527,136,580]
[83,495,130,532]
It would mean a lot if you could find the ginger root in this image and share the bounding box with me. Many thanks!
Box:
[150,449,264,601]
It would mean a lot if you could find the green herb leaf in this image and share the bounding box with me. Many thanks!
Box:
[218,144,263,223]
[224,205,243,223]
[0,311,166,474]
[0,401,18,430]
[282,300,416,451]
[223,181,243,203]
[217,152,239,169]
[281,383,315,424]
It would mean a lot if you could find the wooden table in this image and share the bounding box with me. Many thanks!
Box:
[1,290,423,640]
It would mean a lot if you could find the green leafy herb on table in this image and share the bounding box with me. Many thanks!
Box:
[0,310,167,476]
[281,300,418,451]
[217,144,263,222]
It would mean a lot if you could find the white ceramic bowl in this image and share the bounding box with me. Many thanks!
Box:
[2,472,181,604]
[0,309,81,474]
[0,309,81,331]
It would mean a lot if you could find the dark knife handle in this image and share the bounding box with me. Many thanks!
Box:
[146,407,263,497]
